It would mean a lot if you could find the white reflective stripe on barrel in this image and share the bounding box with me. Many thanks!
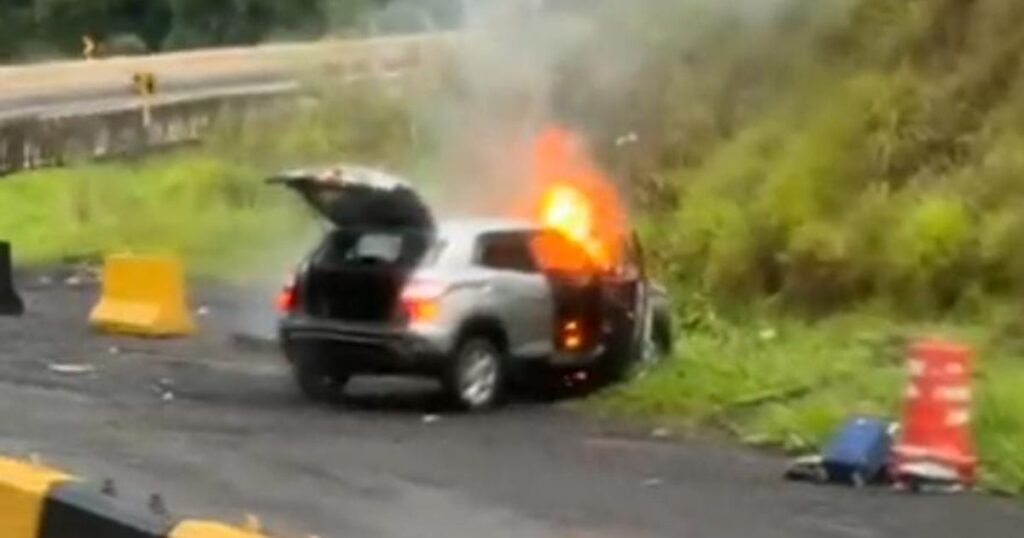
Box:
[934,385,971,403]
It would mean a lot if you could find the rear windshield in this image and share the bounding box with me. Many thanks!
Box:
[317,229,433,268]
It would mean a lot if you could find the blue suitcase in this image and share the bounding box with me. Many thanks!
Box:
[822,416,893,485]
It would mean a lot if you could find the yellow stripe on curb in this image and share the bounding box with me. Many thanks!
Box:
[171,520,269,538]
[0,457,71,538]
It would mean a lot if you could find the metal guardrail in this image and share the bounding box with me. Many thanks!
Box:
[0,34,455,176]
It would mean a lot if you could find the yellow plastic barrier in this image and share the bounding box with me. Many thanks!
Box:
[0,457,71,538]
[89,255,196,337]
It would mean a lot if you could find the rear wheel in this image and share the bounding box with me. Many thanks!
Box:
[642,312,673,367]
[289,343,350,404]
[444,337,505,411]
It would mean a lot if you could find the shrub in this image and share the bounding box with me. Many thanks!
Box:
[884,193,975,310]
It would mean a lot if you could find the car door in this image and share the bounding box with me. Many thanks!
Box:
[600,232,649,373]
[476,231,554,358]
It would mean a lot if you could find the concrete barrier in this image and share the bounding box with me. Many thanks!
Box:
[89,255,196,337]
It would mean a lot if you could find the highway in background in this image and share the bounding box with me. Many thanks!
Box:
[0,34,449,121]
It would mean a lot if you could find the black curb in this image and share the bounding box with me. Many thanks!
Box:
[0,241,24,316]
[39,480,174,538]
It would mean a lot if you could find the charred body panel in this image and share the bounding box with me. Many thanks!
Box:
[271,165,672,409]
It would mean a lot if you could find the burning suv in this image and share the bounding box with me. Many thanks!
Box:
[272,165,672,411]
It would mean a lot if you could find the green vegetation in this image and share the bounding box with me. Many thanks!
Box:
[596,310,1024,494]
[3,0,1024,492]
[579,0,1024,494]
[0,85,418,276]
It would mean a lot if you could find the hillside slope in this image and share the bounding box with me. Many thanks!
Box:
[603,0,1024,315]
[591,0,1024,494]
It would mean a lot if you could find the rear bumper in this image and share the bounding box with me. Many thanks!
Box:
[546,345,607,368]
[279,317,448,374]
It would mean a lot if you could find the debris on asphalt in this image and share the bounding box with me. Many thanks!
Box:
[650,427,672,439]
[615,131,639,147]
[101,478,117,497]
[148,493,169,516]
[230,332,278,354]
[197,305,210,316]
[108,346,120,355]
[784,455,828,483]
[243,513,263,533]
[152,378,176,401]
[785,416,895,487]
[64,275,83,287]
[37,276,54,286]
[48,363,96,375]
[643,477,664,487]
[422,414,441,424]
[893,462,965,494]
[821,416,893,486]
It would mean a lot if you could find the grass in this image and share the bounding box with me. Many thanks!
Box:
[594,306,1024,494]
[0,154,316,278]
[0,82,419,278]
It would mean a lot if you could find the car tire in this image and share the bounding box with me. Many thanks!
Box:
[444,336,505,412]
[290,345,349,404]
[644,311,673,366]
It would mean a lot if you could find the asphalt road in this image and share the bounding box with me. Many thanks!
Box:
[1,271,1022,538]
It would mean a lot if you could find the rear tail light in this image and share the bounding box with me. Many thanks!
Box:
[400,279,447,324]
[560,319,585,351]
[275,272,299,314]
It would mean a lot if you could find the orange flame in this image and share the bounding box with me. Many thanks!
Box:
[527,126,627,271]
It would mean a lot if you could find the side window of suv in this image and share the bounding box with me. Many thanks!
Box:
[476,232,539,273]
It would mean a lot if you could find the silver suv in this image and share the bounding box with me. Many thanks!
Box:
[272,165,673,410]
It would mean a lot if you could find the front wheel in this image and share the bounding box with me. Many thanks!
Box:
[444,337,505,411]
[641,312,673,367]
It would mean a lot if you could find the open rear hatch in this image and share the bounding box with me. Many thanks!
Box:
[269,165,434,231]
[270,165,435,323]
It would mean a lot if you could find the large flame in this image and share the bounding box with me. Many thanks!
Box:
[529,126,628,271]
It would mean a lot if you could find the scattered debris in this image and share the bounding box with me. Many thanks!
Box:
[64,275,83,287]
[785,416,894,487]
[148,493,169,516]
[893,462,965,494]
[785,455,828,483]
[230,332,278,353]
[152,378,175,401]
[642,477,664,487]
[48,363,96,375]
[243,513,262,533]
[37,276,54,286]
[108,346,120,355]
[422,414,441,424]
[101,478,117,497]
[615,132,639,147]
[650,427,672,439]
[197,306,210,316]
